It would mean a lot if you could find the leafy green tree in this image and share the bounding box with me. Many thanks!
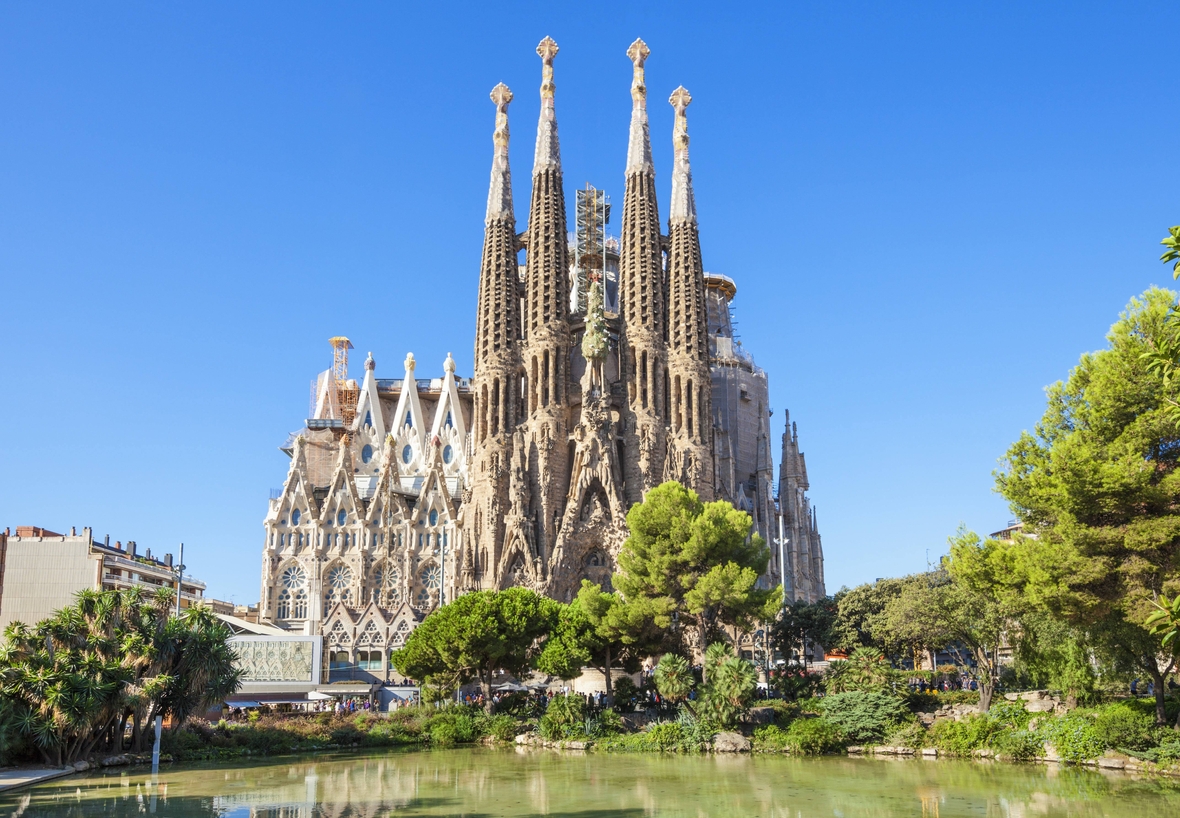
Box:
[653,645,757,727]
[391,588,556,713]
[770,597,835,671]
[824,647,894,694]
[614,481,779,654]
[1008,610,1097,708]
[696,643,759,727]
[996,288,1180,724]
[827,577,910,660]
[536,581,643,704]
[864,574,946,669]
[1161,226,1180,277]
[653,652,694,706]
[0,587,240,765]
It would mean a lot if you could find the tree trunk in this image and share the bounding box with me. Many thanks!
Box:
[975,645,994,712]
[1149,665,1167,725]
[116,711,130,752]
[480,669,494,715]
[603,644,614,707]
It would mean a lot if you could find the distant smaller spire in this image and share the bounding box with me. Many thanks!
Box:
[533,36,561,173]
[486,83,514,222]
[668,85,696,224]
[625,38,653,175]
[364,352,376,371]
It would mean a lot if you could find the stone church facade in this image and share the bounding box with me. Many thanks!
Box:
[257,39,825,672]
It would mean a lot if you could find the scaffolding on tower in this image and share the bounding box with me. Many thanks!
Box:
[573,185,615,315]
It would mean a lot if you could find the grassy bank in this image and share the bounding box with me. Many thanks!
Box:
[159,692,1180,776]
[162,707,520,761]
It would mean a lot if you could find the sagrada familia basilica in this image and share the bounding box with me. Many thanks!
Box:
[258,39,826,664]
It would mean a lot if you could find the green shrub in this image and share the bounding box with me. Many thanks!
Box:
[881,721,927,749]
[1042,713,1103,762]
[984,700,1030,730]
[643,721,691,751]
[824,648,895,694]
[425,711,478,746]
[818,692,909,744]
[764,699,800,727]
[596,708,624,735]
[1092,702,1154,752]
[904,690,980,710]
[930,715,996,757]
[752,724,792,752]
[480,714,518,743]
[784,716,844,755]
[991,729,1043,761]
[539,693,586,740]
[613,676,639,706]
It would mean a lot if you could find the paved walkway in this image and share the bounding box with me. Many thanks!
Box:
[0,767,76,793]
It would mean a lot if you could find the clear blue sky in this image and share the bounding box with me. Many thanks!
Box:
[2,2,1176,605]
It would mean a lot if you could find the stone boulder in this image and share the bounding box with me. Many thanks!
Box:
[712,731,752,753]
[746,707,776,726]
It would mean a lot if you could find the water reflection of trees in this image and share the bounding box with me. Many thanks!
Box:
[2,751,1180,817]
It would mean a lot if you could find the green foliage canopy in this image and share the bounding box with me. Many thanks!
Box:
[614,481,779,652]
[0,587,241,766]
[995,287,1180,722]
[391,588,556,713]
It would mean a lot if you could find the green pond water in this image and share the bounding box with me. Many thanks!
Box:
[5,748,1180,817]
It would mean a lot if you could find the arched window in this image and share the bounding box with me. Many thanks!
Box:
[361,444,373,464]
[337,509,347,526]
[364,411,372,428]
[291,508,301,526]
[445,411,453,429]
[324,564,354,609]
[404,411,413,428]
[374,562,402,608]
[277,563,308,620]
[429,509,439,526]
[402,445,413,464]
[443,444,454,464]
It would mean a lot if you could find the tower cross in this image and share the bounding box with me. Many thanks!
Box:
[538,36,558,102]
[627,38,650,104]
[670,86,692,151]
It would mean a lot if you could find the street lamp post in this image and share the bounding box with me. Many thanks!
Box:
[174,541,186,616]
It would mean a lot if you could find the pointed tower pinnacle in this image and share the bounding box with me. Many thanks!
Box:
[668,86,696,224]
[664,85,712,497]
[473,82,521,386]
[522,35,570,396]
[625,38,653,175]
[470,82,524,591]
[619,37,667,499]
[486,83,514,222]
[518,36,572,573]
[534,36,560,171]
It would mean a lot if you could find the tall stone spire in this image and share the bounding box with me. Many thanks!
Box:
[519,35,572,572]
[625,39,653,175]
[668,86,697,225]
[475,83,520,373]
[470,82,522,589]
[618,38,667,501]
[664,85,713,497]
[486,83,514,222]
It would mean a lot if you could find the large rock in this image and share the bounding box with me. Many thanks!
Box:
[747,707,775,726]
[712,732,751,753]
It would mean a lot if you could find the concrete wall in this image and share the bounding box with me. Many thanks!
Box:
[0,538,99,630]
